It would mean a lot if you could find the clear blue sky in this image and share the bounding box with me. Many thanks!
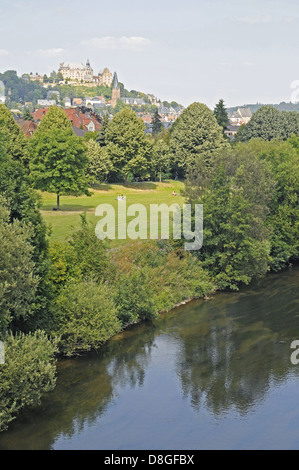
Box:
[1,0,299,108]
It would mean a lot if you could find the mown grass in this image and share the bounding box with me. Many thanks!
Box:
[40,180,185,243]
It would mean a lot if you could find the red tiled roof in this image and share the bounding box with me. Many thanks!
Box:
[32,108,101,132]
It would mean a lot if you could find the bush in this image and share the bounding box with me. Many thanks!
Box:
[0,331,59,431]
[53,280,121,356]
[110,240,215,321]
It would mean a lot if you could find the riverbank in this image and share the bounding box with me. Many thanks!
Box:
[1,265,298,450]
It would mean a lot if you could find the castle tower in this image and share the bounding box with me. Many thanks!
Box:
[111,72,120,108]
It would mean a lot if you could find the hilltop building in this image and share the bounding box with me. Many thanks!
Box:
[58,60,94,82]
[95,67,113,86]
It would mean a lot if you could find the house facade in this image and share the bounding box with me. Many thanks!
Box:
[229,107,252,125]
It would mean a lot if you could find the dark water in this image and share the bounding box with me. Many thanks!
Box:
[0,266,299,450]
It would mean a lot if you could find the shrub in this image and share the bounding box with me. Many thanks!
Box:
[0,331,59,431]
[53,280,121,356]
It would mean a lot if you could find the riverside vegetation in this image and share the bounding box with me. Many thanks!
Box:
[0,101,298,431]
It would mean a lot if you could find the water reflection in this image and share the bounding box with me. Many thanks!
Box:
[0,266,298,449]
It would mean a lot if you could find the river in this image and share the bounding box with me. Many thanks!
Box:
[0,265,298,450]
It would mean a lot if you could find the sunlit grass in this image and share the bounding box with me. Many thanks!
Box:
[40,180,186,243]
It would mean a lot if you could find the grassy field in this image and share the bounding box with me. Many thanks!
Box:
[40,180,185,243]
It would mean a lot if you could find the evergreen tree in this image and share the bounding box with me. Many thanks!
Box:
[96,113,109,147]
[22,108,34,122]
[213,99,229,131]
[152,109,163,136]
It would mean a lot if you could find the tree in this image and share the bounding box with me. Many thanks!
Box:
[190,167,272,290]
[0,331,59,431]
[0,130,52,329]
[105,108,152,183]
[0,204,38,333]
[169,102,229,178]
[151,138,170,181]
[53,280,121,356]
[29,108,89,208]
[85,139,113,182]
[237,105,283,142]
[34,105,71,133]
[22,108,34,121]
[96,113,109,147]
[213,99,229,131]
[238,138,299,270]
[0,104,29,166]
[152,109,163,136]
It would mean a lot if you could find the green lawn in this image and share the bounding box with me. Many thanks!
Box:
[40,180,185,243]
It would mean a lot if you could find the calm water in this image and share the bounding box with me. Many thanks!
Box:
[0,266,299,450]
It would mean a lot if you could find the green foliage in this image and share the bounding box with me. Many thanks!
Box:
[169,102,229,178]
[0,136,51,328]
[0,104,29,166]
[237,105,299,142]
[110,241,215,323]
[85,139,113,182]
[213,99,229,130]
[29,121,89,208]
[151,137,170,181]
[238,139,299,269]
[34,106,72,134]
[22,108,34,121]
[152,109,163,136]
[0,331,59,431]
[105,108,152,182]
[52,280,121,356]
[0,70,47,106]
[48,215,111,291]
[192,167,272,290]
[96,113,109,147]
[0,205,38,333]
[114,270,156,325]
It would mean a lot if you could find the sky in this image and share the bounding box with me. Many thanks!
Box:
[1,0,299,108]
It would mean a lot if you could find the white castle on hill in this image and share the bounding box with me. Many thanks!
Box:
[58,60,113,86]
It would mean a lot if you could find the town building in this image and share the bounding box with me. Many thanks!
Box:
[121,97,145,106]
[29,73,43,82]
[37,99,56,107]
[32,107,102,134]
[224,124,239,139]
[229,107,252,125]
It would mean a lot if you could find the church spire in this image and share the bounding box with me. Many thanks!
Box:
[112,72,119,90]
